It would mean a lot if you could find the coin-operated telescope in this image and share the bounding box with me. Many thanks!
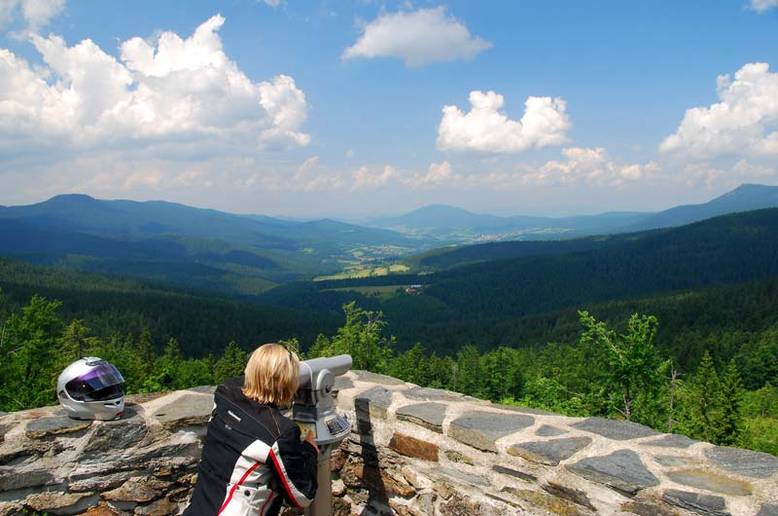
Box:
[292,355,352,516]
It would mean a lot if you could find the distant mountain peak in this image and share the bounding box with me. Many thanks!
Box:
[47,193,98,203]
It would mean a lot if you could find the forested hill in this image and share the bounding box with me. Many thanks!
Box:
[0,258,340,357]
[261,208,778,352]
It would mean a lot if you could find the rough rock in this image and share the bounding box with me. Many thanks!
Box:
[444,449,474,465]
[432,466,490,487]
[571,417,659,441]
[502,486,587,516]
[25,416,92,438]
[0,467,55,491]
[24,491,98,515]
[492,464,536,482]
[662,489,730,516]
[448,411,534,452]
[81,416,147,455]
[134,497,175,515]
[665,469,751,496]
[103,478,164,503]
[388,432,439,462]
[542,481,596,511]
[655,455,697,467]
[621,499,680,516]
[757,504,778,516]
[535,424,567,436]
[507,437,592,466]
[395,402,447,432]
[566,449,659,495]
[704,445,778,479]
[334,377,354,391]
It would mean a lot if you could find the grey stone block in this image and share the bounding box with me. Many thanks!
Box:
[404,387,464,402]
[351,370,406,385]
[448,411,534,452]
[354,386,393,421]
[535,424,567,437]
[662,489,730,516]
[396,402,447,433]
[566,449,660,495]
[705,445,778,479]
[571,417,660,441]
[666,469,751,496]
[641,434,698,448]
[507,436,592,466]
[757,504,778,516]
[147,392,214,431]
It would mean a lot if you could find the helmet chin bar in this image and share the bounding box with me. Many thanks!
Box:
[291,355,352,516]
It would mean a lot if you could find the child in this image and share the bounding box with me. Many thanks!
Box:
[185,343,318,515]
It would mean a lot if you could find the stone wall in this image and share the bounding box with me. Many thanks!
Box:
[1,371,777,515]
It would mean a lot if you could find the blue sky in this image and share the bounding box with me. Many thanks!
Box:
[1,0,777,217]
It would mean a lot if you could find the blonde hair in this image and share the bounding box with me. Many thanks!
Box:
[242,343,300,406]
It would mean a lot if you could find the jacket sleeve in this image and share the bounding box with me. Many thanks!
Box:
[268,425,318,509]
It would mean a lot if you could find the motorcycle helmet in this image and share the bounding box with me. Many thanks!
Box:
[57,357,125,421]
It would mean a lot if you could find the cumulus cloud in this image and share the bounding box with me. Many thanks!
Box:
[0,0,64,30]
[437,90,571,153]
[0,14,310,153]
[262,0,283,7]
[406,161,456,188]
[660,62,778,159]
[343,6,490,67]
[749,0,778,12]
[526,147,660,187]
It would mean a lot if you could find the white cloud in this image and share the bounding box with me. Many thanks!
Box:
[660,62,778,159]
[262,0,283,7]
[749,0,778,12]
[437,90,571,153]
[343,6,490,67]
[524,147,660,187]
[352,165,397,190]
[406,160,456,188]
[0,0,64,30]
[0,14,310,153]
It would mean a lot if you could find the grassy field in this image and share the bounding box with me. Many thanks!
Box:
[314,263,410,281]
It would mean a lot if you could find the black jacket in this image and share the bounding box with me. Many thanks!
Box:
[184,377,318,515]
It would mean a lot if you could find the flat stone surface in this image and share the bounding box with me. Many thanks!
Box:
[705,446,778,479]
[433,465,490,486]
[757,504,778,516]
[444,449,474,465]
[25,415,92,438]
[0,466,55,491]
[403,386,464,402]
[351,370,406,385]
[571,417,660,441]
[501,487,585,516]
[448,411,534,452]
[492,464,536,482]
[566,449,660,495]
[388,432,439,462]
[354,386,393,420]
[103,478,163,503]
[25,492,97,513]
[396,402,447,432]
[642,434,698,448]
[334,377,354,391]
[535,424,567,437]
[542,481,596,511]
[662,489,730,516]
[507,437,592,466]
[666,469,751,496]
[655,455,697,468]
[147,392,214,431]
[491,403,556,416]
[621,500,680,516]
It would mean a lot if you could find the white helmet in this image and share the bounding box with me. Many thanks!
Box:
[57,357,125,421]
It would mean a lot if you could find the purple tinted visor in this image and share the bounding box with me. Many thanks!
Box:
[65,362,125,402]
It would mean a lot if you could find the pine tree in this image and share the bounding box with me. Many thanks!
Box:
[719,359,744,445]
[687,350,722,443]
[214,341,248,383]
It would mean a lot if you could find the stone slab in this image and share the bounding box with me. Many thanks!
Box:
[571,417,659,441]
[542,481,596,511]
[388,432,438,462]
[655,455,697,468]
[81,416,147,455]
[705,446,778,479]
[432,465,490,487]
[354,386,393,421]
[566,449,660,496]
[757,504,778,516]
[351,370,406,386]
[448,411,534,452]
[395,402,447,433]
[491,403,557,416]
[146,392,214,431]
[24,492,98,514]
[334,377,354,391]
[507,437,592,466]
[403,387,464,402]
[25,416,92,439]
[666,469,751,496]
[642,434,698,449]
[535,425,567,437]
[662,489,730,516]
[492,464,536,482]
